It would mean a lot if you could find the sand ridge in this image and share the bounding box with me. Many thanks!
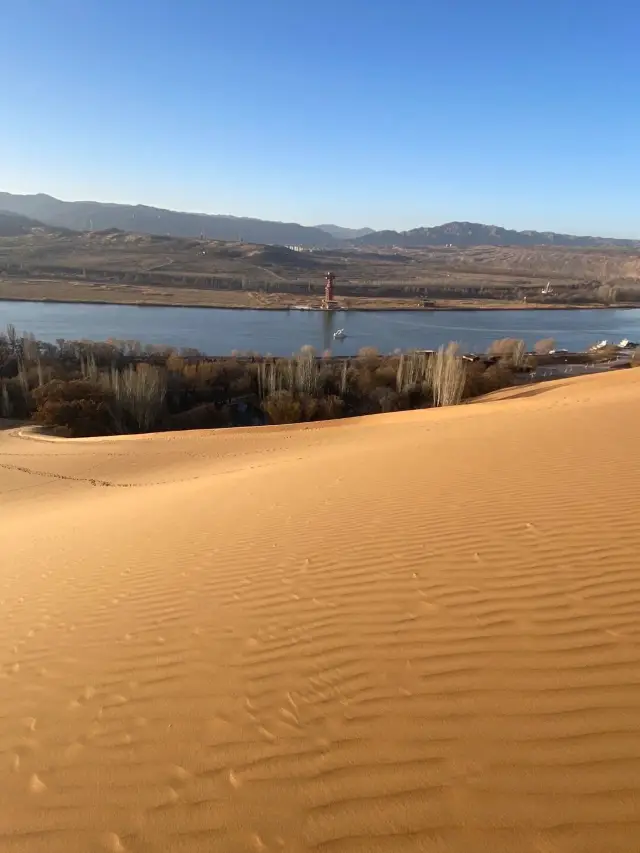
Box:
[2,370,640,852]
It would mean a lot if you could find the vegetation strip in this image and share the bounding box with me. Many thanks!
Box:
[0,325,632,437]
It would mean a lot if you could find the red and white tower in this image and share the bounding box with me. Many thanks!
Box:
[324,271,336,307]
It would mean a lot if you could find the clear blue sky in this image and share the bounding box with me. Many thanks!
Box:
[2,0,639,235]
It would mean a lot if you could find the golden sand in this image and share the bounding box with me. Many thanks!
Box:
[2,370,640,852]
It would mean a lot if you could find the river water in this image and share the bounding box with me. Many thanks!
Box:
[1,300,639,356]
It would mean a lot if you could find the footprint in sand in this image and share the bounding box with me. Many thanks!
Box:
[416,590,439,612]
[15,738,39,758]
[102,832,127,853]
[64,741,85,760]
[169,764,191,784]
[29,773,47,794]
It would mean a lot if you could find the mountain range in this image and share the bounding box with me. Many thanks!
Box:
[351,223,640,249]
[0,193,340,248]
[0,192,638,250]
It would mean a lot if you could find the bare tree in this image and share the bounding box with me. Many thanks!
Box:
[534,338,555,355]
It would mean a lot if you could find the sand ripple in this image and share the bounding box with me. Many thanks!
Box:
[2,370,640,851]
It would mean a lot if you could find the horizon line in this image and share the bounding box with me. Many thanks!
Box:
[1,189,638,242]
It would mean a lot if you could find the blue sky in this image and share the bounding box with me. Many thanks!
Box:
[1,0,639,235]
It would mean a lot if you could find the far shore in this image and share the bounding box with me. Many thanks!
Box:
[0,279,637,312]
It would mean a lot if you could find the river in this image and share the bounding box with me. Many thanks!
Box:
[1,301,639,356]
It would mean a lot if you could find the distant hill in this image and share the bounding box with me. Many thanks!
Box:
[0,193,340,249]
[0,210,65,237]
[2,194,638,251]
[315,224,375,240]
[354,221,640,249]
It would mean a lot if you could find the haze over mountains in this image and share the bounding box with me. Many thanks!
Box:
[0,210,67,238]
[0,192,339,248]
[315,224,375,240]
[0,191,638,250]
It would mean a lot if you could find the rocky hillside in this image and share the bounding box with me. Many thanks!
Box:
[354,221,640,249]
[0,193,340,248]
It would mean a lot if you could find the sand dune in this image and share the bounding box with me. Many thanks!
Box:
[2,371,640,852]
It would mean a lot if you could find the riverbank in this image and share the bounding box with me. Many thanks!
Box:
[0,278,634,312]
[0,329,524,433]
[3,320,636,438]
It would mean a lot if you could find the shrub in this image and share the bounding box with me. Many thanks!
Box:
[372,387,402,413]
[487,337,528,370]
[357,346,380,359]
[165,402,231,431]
[33,380,116,437]
[356,346,381,372]
[596,284,615,305]
[464,362,516,397]
[534,337,555,355]
[263,391,302,424]
[0,381,16,417]
[316,395,344,420]
[479,363,516,393]
[0,377,35,419]
[373,365,397,388]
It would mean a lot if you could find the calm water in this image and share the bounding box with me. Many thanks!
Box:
[1,300,639,356]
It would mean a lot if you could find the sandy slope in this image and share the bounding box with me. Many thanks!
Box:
[2,371,640,852]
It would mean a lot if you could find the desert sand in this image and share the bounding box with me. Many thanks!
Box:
[2,370,640,852]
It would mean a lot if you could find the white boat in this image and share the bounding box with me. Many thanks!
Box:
[333,328,347,340]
